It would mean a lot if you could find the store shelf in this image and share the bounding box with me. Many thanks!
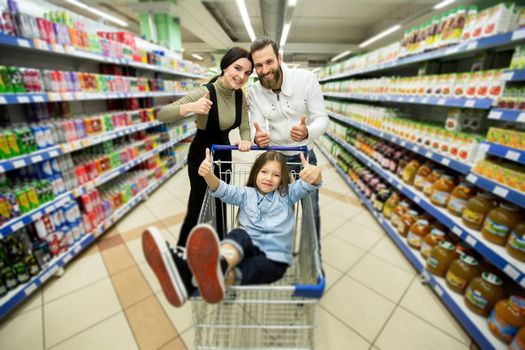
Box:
[0,91,184,105]
[0,159,187,320]
[502,69,525,82]
[0,130,195,240]
[317,143,506,350]
[466,172,525,210]
[319,27,525,82]
[480,142,525,165]
[0,120,162,173]
[0,33,207,80]
[323,92,494,109]
[325,131,525,286]
[328,111,472,174]
[488,109,525,123]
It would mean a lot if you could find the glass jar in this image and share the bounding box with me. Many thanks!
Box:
[430,174,457,207]
[423,168,445,197]
[465,272,505,317]
[482,203,522,246]
[488,296,525,344]
[383,192,401,219]
[507,221,525,262]
[462,192,497,231]
[447,181,476,217]
[445,254,482,294]
[407,219,431,249]
[402,159,421,185]
[414,162,433,191]
[510,326,525,350]
[427,240,458,277]
[391,200,410,229]
[398,209,419,237]
[420,227,446,259]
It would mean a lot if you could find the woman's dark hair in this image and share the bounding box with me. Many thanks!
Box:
[250,37,279,57]
[208,46,253,83]
[246,151,289,196]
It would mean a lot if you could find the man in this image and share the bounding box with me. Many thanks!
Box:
[248,36,328,239]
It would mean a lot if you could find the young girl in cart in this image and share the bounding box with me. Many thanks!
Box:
[142,148,322,306]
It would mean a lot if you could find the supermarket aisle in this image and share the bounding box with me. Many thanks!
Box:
[0,148,474,350]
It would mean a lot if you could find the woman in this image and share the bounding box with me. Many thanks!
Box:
[158,47,253,247]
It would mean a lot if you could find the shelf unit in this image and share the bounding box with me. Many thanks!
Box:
[0,19,204,319]
[0,158,188,319]
[466,173,525,210]
[324,130,525,287]
[323,92,494,110]
[488,109,525,123]
[317,143,506,350]
[319,27,525,82]
[327,111,472,175]
[0,130,195,239]
[0,120,163,173]
[0,33,207,80]
[480,142,525,166]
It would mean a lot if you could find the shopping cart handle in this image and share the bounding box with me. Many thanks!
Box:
[211,145,308,153]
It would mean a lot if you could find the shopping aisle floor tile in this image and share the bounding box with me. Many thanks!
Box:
[400,278,471,344]
[331,221,384,251]
[320,235,367,273]
[350,209,387,234]
[347,254,415,303]
[157,290,194,340]
[369,236,416,274]
[158,336,188,350]
[315,307,371,350]
[47,312,138,350]
[111,265,153,308]
[124,294,180,350]
[320,275,396,342]
[43,252,108,303]
[116,202,159,233]
[374,307,469,350]
[320,210,354,237]
[0,306,43,350]
[322,261,344,293]
[44,278,121,348]
[8,288,42,319]
[99,242,136,276]
[147,198,187,221]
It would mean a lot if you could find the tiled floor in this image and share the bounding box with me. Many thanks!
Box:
[0,148,474,350]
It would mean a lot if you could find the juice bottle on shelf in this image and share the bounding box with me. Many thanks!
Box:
[462,6,478,41]
[407,219,430,249]
[445,253,482,294]
[420,226,446,259]
[462,192,497,231]
[488,296,525,344]
[430,174,457,208]
[482,203,522,246]
[465,272,505,317]
[427,240,458,277]
[507,221,525,262]
[447,181,476,217]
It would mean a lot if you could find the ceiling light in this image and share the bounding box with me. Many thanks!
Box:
[236,0,256,42]
[311,67,320,73]
[359,24,401,48]
[433,0,456,10]
[331,50,352,62]
[288,0,298,7]
[66,0,128,27]
[280,22,292,48]
[192,53,204,61]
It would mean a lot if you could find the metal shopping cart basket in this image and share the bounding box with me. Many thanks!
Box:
[191,145,325,350]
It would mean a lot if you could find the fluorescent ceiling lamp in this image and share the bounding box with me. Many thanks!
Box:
[311,67,320,73]
[288,0,298,7]
[236,0,256,42]
[280,22,292,48]
[331,50,352,62]
[359,24,401,48]
[433,0,456,10]
[65,0,128,27]
[192,53,204,61]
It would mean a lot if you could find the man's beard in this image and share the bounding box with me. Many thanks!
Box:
[259,66,282,90]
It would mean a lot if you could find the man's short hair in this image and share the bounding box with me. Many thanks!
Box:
[250,37,279,57]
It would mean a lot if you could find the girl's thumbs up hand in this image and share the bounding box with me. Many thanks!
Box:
[198,148,213,177]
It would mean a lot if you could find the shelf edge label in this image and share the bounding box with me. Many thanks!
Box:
[503,264,519,280]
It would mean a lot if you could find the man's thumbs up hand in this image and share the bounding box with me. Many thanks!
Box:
[290,114,309,142]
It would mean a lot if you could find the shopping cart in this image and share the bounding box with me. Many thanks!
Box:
[191,145,325,350]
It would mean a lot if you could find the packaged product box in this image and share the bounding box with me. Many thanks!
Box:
[483,3,516,37]
[476,70,494,98]
[466,71,480,98]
